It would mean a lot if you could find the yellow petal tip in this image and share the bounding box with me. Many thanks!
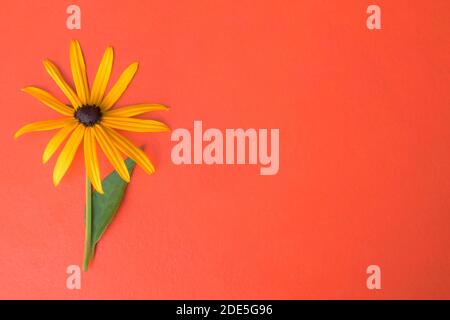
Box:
[92,182,104,194]
[13,130,23,139]
[131,62,139,70]
[53,178,60,187]
[53,172,63,187]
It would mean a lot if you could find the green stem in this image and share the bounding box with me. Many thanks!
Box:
[83,174,92,271]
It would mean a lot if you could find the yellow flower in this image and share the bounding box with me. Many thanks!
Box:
[15,40,169,194]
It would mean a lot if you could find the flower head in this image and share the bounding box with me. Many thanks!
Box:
[15,40,169,194]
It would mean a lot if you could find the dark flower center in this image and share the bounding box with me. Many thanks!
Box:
[74,105,102,126]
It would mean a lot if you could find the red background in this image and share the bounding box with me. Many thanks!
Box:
[0,0,449,299]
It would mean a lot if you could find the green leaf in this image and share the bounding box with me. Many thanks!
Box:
[91,157,136,250]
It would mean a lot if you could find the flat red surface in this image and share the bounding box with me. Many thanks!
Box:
[0,0,449,299]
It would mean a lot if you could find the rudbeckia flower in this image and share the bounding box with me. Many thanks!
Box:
[15,40,169,194]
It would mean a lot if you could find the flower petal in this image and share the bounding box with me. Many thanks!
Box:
[14,118,74,139]
[53,124,85,186]
[100,62,138,110]
[102,116,170,133]
[84,127,103,194]
[21,87,74,116]
[70,40,90,105]
[104,104,168,118]
[103,126,155,175]
[43,59,82,108]
[90,46,114,106]
[42,120,78,163]
[93,125,130,182]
